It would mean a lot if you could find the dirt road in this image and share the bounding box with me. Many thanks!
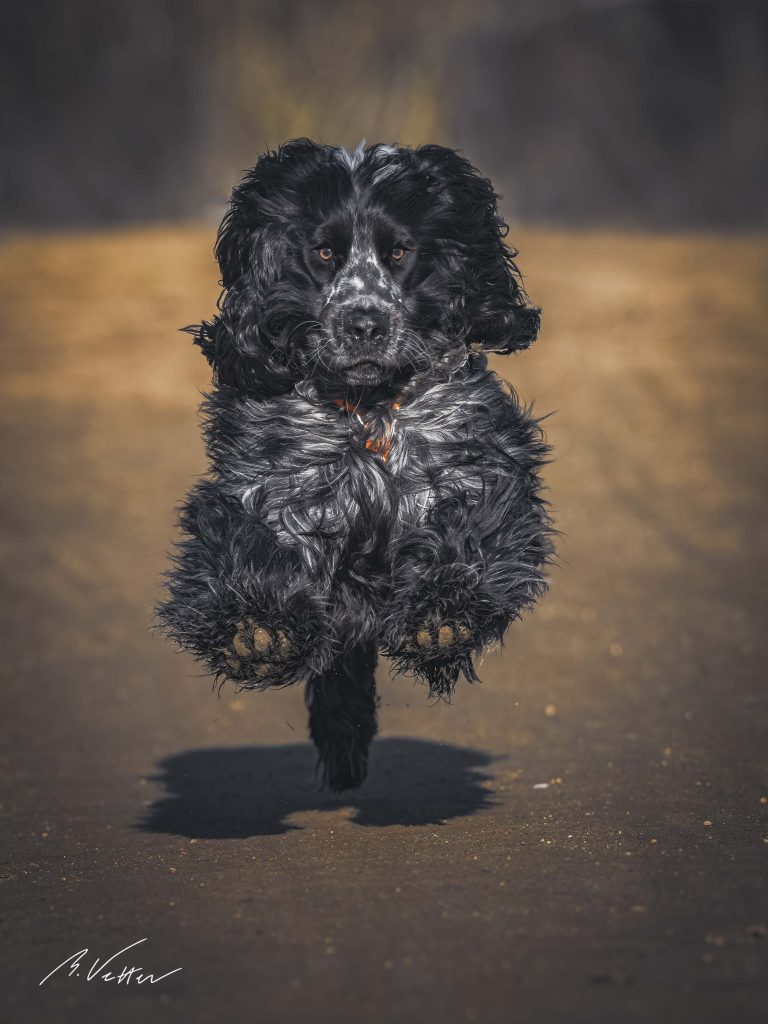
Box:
[1,226,766,1023]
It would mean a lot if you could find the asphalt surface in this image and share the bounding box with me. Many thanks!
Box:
[1,226,766,1024]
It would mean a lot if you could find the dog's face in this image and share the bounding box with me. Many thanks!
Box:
[207,140,540,395]
[303,205,417,386]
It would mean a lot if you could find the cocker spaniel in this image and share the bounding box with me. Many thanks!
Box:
[158,139,553,791]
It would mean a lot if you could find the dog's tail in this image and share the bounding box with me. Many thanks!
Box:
[305,641,378,792]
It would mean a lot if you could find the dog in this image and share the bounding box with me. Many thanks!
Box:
[158,139,553,791]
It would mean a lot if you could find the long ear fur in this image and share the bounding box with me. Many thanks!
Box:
[410,145,541,354]
[191,139,332,396]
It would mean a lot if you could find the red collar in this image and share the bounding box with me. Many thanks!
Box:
[332,397,401,462]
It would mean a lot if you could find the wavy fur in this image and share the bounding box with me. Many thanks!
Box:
[158,139,553,791]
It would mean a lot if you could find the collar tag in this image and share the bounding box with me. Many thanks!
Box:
[333,398,401,462]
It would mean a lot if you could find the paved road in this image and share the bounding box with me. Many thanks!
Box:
[1,227,766,1023]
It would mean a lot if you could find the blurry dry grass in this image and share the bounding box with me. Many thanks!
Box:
[223,17,444,146]
[198,0,477,197]
[1,223,766,608]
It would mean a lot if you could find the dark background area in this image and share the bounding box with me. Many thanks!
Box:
[4,0,767,228]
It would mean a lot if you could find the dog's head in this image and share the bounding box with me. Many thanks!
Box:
[198,139,540,395]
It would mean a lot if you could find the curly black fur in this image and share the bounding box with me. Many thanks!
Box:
[157,139,553,792]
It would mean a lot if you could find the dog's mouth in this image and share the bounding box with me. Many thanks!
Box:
[342,359,389,383]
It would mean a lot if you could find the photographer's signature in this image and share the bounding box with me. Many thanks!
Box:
[40,938,182,987]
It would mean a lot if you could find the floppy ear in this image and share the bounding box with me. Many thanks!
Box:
[214,168,290,291]
[411,145,540,354]
[192,140,327,395]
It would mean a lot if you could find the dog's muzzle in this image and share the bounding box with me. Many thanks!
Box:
[341,303,391,345]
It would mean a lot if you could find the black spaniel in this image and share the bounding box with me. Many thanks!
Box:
[158,139,553,791]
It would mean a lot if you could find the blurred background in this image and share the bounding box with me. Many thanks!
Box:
[2,3,767,1023]
[4,0,768,228]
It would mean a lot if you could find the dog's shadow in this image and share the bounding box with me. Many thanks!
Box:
[139,738,497,837]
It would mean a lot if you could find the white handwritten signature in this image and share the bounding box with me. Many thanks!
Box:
[40,938,182,987]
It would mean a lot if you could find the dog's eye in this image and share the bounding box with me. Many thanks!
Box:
[391,247,406,262]
[318,247,334,261]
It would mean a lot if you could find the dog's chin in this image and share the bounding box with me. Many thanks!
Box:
[341,360,392,386]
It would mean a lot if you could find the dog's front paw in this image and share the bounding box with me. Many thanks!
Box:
[392,614,477,698]
[224,619,294,685]
[409,617,473,656]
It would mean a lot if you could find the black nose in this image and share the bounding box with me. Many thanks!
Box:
[345,308,388,344]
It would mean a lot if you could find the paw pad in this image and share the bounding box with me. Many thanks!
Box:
[410,618,472,656]
[225,619,293,680]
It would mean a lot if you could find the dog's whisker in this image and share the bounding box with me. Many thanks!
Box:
[288,319,322,341]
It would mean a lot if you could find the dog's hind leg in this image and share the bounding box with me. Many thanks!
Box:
[305,640,378,792]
